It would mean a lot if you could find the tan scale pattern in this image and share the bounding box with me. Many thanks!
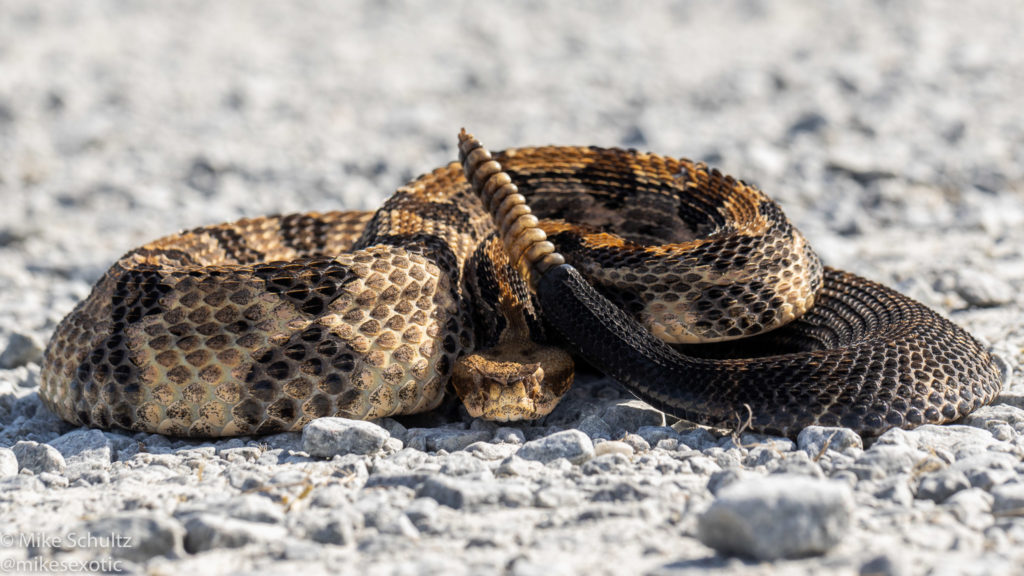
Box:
[477,142,823,344]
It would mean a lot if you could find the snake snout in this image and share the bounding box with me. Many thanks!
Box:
[452,342,574,421]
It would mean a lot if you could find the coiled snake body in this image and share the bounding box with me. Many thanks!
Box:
[40,131,1002,438]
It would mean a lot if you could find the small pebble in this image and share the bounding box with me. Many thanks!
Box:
[594,440,634,458]
[916,469,971,503]
[405,427,491,452]
[769,450,825,479]
[871,475,915,507]
[76,513,186,561]
[965,404,1024,434]
[860,553,911,576]
[308,515,358,546]
[852,445,918,479]
[0,447,18,477]
[953,270,1014,307]
[493,427,527,444]
[582,453,633,475]
[944,488,994,530]
[0,332,44,368]
[620,433,650,453]
[373,417,409,443]
[211,494,287,524]
[577,415,612,439]
[12,440,66,474]
[951,452,1019,489]
[601,400,665,435]
[465,441,519,461]
[301,417,389,457]
[797,426,863,456]
[636,426,681,446]
[48,428,113,481]
[676,428,717,451]
[495,455,545,478]
[182,515,289,553]
[877,425,996,458]
[403,497,439,531]
[990,483,1024,516]
[707,468,757,495]
[516,430,594,465]
[697,475,853,560]
[417,476,531,510]
[738,433,795,453]
[438,451,491,477]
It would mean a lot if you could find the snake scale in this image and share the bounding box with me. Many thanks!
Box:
[40,131,1002,438]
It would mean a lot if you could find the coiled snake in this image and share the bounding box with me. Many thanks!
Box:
[40,131,1002,438]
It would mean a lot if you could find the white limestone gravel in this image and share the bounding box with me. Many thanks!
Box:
[2,1,1024,575]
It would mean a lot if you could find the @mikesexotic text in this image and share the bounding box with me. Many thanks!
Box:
[3,556,126,573]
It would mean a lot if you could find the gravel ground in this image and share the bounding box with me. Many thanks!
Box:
[2,1,1024,574]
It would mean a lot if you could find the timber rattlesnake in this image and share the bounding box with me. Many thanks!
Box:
[39,131,1002,438]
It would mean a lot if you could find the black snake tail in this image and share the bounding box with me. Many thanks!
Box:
[536,264,1002,437]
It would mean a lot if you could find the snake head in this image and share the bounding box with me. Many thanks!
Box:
[452,341,574,421]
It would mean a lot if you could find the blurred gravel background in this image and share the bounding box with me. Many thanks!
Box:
[2,1,1024,575]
